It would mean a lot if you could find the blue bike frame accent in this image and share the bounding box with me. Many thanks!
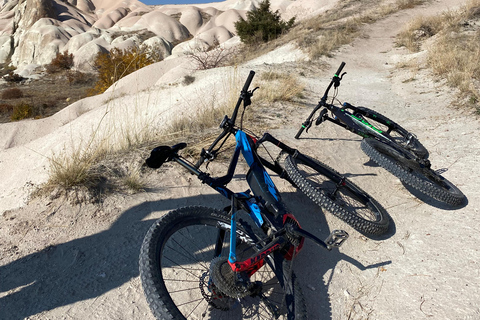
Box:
[227,130,280,263]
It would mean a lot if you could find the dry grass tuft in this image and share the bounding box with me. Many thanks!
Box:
[121,165,146,193]
[47,144,105,192]
[428,32,480,108]
[396,15,445,51]
[396,0,426,10]
[2,88,23,99]
[256,72,305,102]
[397,0,480,110]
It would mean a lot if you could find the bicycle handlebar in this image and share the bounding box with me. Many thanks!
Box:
[242,70,256,93]
[295,62,346,139]
[335,62,346,77]
[195,70,256,168]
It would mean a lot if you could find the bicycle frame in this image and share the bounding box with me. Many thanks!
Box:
[320,103,392,141]
[147,70,348,282]
[169,129,303,274]
[295,62,422,162]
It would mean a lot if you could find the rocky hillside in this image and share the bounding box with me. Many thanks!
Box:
[0,0,242,73]
[0,0,330,76]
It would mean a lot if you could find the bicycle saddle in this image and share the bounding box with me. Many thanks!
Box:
[146,143,187,168]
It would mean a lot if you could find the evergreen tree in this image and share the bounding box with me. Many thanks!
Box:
[235,0,295,45]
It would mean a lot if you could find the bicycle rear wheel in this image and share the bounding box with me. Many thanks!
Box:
[284,154,390,235]
[139,206,306,320]
[354,106,429,159]
[361,138,465,206]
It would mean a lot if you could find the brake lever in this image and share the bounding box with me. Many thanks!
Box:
[243,87,260,108]
[333,72,347,88]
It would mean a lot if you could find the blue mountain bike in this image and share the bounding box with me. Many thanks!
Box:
[139,71,387,319]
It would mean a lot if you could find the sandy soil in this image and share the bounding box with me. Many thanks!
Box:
[1,0,479,319]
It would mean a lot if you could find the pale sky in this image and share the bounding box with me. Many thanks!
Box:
[141,0,224,4]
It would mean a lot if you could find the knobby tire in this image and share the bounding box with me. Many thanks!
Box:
[360,138,465,206]
[284,154,389,235]
[139,206,307,320]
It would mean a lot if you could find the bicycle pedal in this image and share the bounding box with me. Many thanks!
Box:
[324,230,349,249]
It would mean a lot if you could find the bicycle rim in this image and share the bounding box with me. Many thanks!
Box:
[285,155,389,235]
[139,206,306,320]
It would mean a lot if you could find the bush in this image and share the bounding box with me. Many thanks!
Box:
[183,75,195,85]
[186,38,236,70]
[0,103,13,114]
[66,70,95,85]
[3,71,24,83]
[11,102,34,121]
[1,87,23,99]
[89,45,162,95]
[46,51,74,74]
[235,0,295,45]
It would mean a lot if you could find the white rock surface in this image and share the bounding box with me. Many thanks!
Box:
[0,0,328,71]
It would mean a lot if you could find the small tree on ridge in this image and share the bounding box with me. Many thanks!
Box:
[235,0,295,45]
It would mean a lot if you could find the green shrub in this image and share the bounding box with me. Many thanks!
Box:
[46,51,74,74]
[89,45,162,95]
[11,102,34,121]
[235,0,295,45]
[1,87,23,99]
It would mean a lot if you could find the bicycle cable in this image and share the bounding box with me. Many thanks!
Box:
[242,127,277,164]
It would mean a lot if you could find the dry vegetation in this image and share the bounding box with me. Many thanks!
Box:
[0,68,95,123]
[185,38,237,70]
[89,45,163,95]
[396,0,480,111]
[41,66,306,201]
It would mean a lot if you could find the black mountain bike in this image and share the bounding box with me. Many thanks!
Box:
[139,70,388,319]
[295,62,465,206]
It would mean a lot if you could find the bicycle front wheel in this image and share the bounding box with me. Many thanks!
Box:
[361,138,465,206]
[284,154,389,235]
[139,206,306,320]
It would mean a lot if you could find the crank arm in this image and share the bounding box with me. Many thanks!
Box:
[286,225,349,251]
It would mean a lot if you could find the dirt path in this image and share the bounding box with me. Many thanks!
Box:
[1,0,479,319]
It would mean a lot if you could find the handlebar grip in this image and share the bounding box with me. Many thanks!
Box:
[335,62,346,76]
[242,70,255,92]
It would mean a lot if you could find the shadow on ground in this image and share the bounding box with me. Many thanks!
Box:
[0,190,392,320]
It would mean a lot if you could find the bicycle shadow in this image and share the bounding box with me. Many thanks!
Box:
[0,191,392,320]
[280,191,393,320]
[0,194,224,320]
